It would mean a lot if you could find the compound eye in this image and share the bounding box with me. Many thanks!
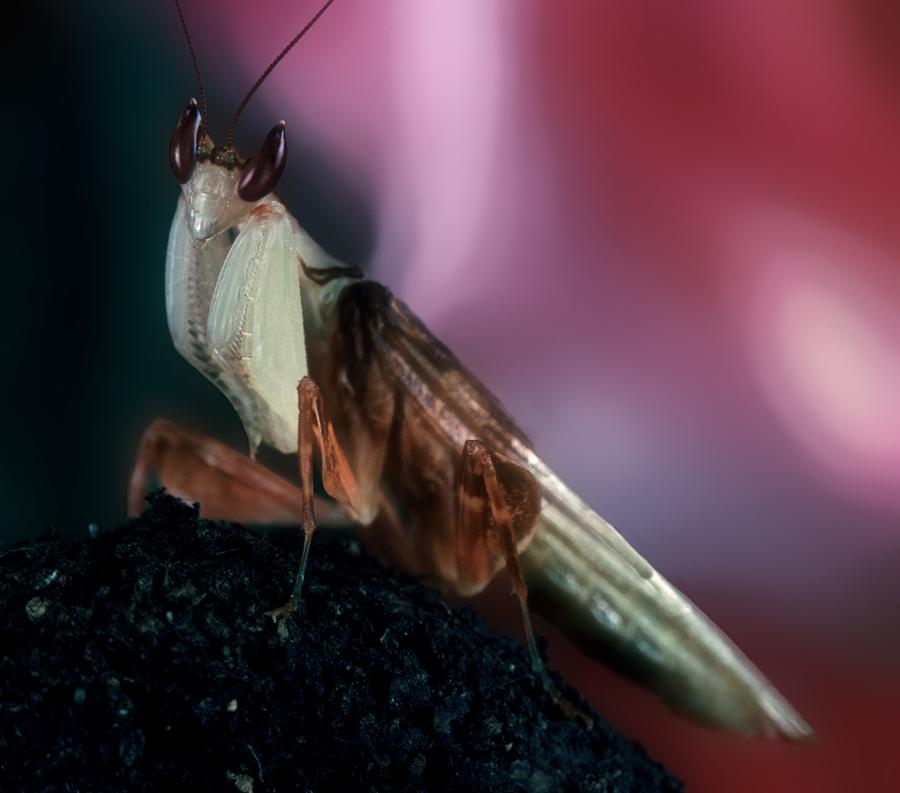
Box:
[237,121,287,202]
[169,98,202,184]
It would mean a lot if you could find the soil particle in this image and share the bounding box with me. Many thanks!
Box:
[0,491,682,792]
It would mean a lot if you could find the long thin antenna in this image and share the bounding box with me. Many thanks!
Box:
[173,0,208,137]
[226,0,337,148]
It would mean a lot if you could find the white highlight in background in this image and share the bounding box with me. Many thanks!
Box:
[738,212,900,511]
[381,1,506,316]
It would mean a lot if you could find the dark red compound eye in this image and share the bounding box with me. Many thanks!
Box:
[169,98,202,184]
[237,121,288,202]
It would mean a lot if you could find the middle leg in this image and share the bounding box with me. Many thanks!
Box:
[269,375,374,619]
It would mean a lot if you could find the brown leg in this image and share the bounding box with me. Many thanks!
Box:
[268,377,369,619]
[457,440,544,671]
[128,418,351,526]
[457,440,592,727]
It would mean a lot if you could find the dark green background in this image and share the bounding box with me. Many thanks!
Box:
[4,3,373,540]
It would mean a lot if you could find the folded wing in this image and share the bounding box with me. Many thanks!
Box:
[373,287,812,740]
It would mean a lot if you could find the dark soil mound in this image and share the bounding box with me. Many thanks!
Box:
[0,491,682,792]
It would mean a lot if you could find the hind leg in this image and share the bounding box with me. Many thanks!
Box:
[456,440,592,727]
[128,418,349,526]
[456,440,544,671]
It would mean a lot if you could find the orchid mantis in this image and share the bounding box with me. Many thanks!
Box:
[130,0,813,741]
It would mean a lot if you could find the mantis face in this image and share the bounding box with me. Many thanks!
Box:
[169,98,288,241]
[181,159,246,241]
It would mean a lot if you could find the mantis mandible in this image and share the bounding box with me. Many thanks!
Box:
[130,0,813,741]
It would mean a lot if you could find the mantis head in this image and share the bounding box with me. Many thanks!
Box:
[168,0,336,240]
[169,98,287,241]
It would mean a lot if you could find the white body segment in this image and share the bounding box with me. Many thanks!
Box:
[205,202,307,453]
[166,157,335,454]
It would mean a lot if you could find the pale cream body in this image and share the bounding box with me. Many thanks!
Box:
[166,156,343,455]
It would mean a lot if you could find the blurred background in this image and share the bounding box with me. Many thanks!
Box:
[5,1,899,789]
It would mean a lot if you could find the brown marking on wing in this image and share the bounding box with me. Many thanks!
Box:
[298,254,364,286]
[370,383,460,586]
[303,281,399,532]
[335,280,533,455]
[328,281,540,593]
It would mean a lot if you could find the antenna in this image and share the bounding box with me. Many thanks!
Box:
[226,0,337,148]
[173,0,208,138]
